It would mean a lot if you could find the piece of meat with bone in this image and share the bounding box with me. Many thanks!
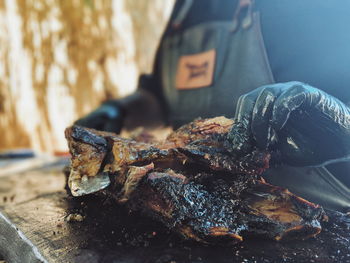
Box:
[65,116,326,245]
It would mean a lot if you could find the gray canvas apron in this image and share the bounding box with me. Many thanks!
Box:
[159,0,350,211]
[160,1,274,128]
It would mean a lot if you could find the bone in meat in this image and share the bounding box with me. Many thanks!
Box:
[65,116,325,244]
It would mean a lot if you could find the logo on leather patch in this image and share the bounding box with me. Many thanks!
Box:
[176,49,216,89]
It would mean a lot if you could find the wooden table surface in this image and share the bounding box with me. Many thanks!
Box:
[1,157,350,263]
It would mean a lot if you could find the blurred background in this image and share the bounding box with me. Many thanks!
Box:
[0,0,174,153]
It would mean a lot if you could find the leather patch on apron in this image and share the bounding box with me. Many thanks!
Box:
[175,49,216,89]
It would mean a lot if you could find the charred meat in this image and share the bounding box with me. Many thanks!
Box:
[65,116,325,244]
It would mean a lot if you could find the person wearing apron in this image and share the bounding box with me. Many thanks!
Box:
[76,0,350,212]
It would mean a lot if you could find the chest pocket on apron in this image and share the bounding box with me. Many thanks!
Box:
[160,0,274,128]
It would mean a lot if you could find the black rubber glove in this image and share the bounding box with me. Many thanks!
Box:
[228,81,350,166]
[74,100,124,133]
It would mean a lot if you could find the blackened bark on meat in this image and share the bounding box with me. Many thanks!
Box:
[65,117,326,245]
[128,169,324,244]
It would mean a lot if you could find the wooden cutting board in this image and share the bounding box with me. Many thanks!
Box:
[1,158,350,263]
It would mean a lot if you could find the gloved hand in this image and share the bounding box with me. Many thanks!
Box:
[228,81,350,166]
[74,100,124,133]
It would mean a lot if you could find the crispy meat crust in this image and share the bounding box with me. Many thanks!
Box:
[65,116,325,245]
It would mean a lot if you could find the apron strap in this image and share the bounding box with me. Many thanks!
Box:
[172,0,254,31]
[231,0,254,32]
[172,0,194,29]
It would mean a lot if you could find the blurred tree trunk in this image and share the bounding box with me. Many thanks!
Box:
[0,0,173,152]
